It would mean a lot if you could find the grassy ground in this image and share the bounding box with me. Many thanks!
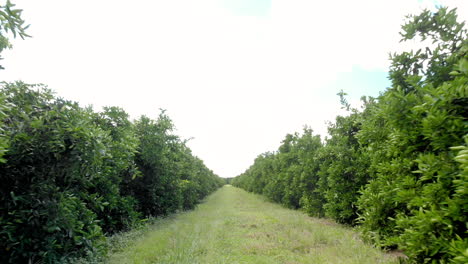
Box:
[106,185,399,264]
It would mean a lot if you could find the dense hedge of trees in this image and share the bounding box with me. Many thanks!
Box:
[233,7,467,263]
[0,83,224,263]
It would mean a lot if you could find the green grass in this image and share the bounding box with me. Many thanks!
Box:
[106,185,400,264]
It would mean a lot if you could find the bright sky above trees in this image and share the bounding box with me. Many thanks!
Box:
[2,0,467,177]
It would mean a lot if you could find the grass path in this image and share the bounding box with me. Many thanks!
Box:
[107,185,398,264]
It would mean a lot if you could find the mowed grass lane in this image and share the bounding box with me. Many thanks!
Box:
[107,185,398,264]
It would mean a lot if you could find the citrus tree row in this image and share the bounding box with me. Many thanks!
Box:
[232,7,467,264]
[0,83,225,263]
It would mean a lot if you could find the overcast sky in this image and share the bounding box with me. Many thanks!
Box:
[2,0,467,178]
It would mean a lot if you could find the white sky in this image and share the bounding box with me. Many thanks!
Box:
[2,0,467,177]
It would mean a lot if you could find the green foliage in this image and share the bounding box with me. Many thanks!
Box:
[91,106,142,233]
[356,7,467,263]
[234,6,467,263]
[0,0,29,69]
[0,82,108,262]
[291,129,323,215]
[361,64,466,261]
[126,114,182,216]
[446,137,468,264]
[233,110,370,224]
[0,82,223,263]
[0,93,9,162]
[122,112,223,217]
[317,108,372,225]
[233,129,324,215]
[390,7,466,92]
